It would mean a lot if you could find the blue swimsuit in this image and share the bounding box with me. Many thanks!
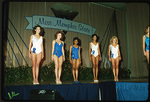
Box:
[145,35,149,51]
[71,46,79,60]
[53,41,63,58]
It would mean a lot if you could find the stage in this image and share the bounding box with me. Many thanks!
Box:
[3,78,149,101]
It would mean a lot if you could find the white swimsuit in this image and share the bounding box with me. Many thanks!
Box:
[91,42,99,57]
[110,44,119,59]
[31,35,43,54]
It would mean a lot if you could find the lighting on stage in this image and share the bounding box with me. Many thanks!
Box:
[50,3,79,34]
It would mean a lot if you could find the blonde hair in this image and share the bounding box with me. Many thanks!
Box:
[144,25,150,34]
[110,36,118,44]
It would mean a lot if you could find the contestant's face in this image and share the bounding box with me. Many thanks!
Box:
[74,40,78,45]
[57,33,62,39]
[113,38,116,43]
[35,27,41,34]
[92,36,97,41]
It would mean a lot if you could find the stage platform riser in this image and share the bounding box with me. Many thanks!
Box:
[3,82,148,101]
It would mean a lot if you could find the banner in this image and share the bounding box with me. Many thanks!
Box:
[25,15,96,36]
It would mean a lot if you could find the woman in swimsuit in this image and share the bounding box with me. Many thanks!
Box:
[52,30,65,84]
[29,25,44,85]
[143,25,149,64]
[69,37,81,83]
[89,34,101,83]
[108,36,121,81]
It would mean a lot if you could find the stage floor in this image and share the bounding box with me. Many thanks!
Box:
[3,77,149,86]
[3,79,149,101]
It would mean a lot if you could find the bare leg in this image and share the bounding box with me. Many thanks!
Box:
[75,59,80,81]
[111,58,116,81]
[58,56,63,83]
[115,57,120,81]
[31,52,36,84]
[72,59,76,81]
[91,55,96,80]
[146,51,149,64]
[95,56,99,80]
[35,52,42,83]
[54,55,59,83]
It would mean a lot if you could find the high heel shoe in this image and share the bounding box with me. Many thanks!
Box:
[74,81,79,83]
[116,77,119,82]
[33,82,36,85]
[56,81,62,84]
[94,80,98,83]
[114,76,117,81]
[59,81,62,84]
[33,81,39,85]
[55,80,59,84]
[36,82,39,85]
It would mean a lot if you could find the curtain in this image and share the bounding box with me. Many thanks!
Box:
[5,2,149,78]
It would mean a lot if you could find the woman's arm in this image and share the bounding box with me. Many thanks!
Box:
[79,46,81,64]
[142,35,146,56]
[51,40,55,61]
[28,35,33,58]
[118,44,121,60]
[69,46,72,63]
[62,41,65,61]
[98,43,101,61]
[41,37,44,59]
[108,45,111,61]
[89,42,91,61]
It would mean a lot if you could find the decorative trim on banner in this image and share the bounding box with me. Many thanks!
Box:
[25,15,96,36]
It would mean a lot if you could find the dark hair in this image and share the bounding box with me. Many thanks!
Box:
[54,30,64,40]
[73,37,79,45]
[144,25,150,34]
[92,34,99,42]
[32,25,44,36]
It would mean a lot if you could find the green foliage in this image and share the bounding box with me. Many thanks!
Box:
[4,66,131,83]
[99,68,113,79]
[119,67,131,79]
[4,66,32,82]
[4,50,131,83]
[8,92,19,100]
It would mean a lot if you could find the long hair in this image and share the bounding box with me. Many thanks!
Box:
[32,25,44,36]
[54,30,65,41]
[110,36,118,44]
[91,34,99,42]
[73,37,79,45]
[144,25,150,34]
